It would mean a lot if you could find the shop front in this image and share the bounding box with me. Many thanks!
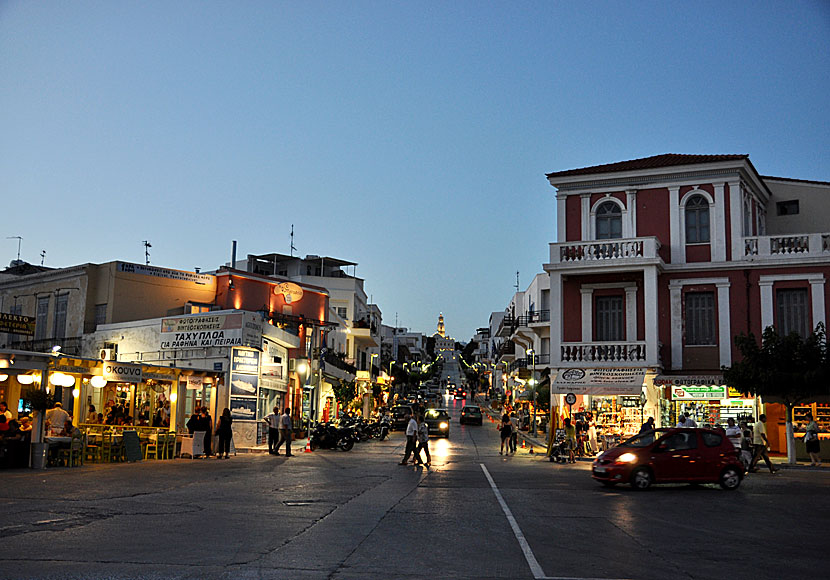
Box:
[552,367,651,450]
[653,375,757,429]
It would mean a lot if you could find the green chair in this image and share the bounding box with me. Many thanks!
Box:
[57,432,84,467]
[144,433,159,460]
[84,428,101,463]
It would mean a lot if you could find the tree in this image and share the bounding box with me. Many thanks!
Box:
[723,323,829,464]
[331,380,357,417]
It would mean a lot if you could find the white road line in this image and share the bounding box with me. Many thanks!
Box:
[480,463,631,580]
[480,463,546,579]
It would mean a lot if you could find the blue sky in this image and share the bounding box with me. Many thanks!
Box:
[2,1,828,340]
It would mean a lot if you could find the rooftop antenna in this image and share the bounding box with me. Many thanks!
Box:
[142,240,152,265]
[40,250,46,266]
[6,236,22,262]
[515,271,520,292]
[290,225,297,257]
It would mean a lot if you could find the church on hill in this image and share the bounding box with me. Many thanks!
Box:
[433,313,455,354]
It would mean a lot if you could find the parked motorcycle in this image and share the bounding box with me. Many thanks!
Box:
[309,422,356,451]
[373,415,390,441]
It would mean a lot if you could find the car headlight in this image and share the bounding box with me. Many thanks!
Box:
[439,422,448,429]
[615,452,637,464]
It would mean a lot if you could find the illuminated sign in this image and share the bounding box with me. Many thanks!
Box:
[0,312,35,336]
[552,368,645,395]
[274,282,304,304]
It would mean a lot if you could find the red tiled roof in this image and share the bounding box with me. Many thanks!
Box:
[546,154,749,179]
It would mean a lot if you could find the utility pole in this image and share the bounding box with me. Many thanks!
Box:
[142,241,152,265]
[290,225,297,257]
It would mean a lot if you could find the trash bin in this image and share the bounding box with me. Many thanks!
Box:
[31,442,48,469]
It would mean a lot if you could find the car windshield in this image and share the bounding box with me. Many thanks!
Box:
[426,409,449,419]
[618,430,668,448]
[464,407,481,414]
[392,407,410,417]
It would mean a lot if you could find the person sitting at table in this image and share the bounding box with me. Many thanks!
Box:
[86,405,97,423]
[18,416,33,434]
[60,419,81,438]
[96,413,104,424]
[0,415,11,436]
[0,401,12,421]
[152,408,163,427]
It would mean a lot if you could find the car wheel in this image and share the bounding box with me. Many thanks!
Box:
[719,466,742,490]
[630,467,653,490]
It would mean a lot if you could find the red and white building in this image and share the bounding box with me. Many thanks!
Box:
[538,154,830,451]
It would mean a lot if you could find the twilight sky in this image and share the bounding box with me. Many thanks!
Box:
[2,1,829,340]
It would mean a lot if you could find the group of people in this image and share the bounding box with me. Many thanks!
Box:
[263,406,294,456]
[186,406,234,459]
[399,411,431,467]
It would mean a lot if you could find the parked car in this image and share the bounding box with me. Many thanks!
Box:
[424,408,451,437]
[390,405,413,431]
[460,405,483,425]
[591,428,744,490]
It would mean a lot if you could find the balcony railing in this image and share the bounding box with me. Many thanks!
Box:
[7,336,83,356]
[516,310,550,326]
[743,233,830,259]
[322,351,357,374]
[551,237,661,265]
[560,342,647,363]
[509,354,550,372]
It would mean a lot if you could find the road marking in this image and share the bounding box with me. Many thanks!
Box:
[480,463,546,579]
[480,463,631,580]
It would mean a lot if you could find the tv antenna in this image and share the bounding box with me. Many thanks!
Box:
[289,224,297,257]
[6,236,22,262]
[515,271,520,292]
[142,240,152,265]
[40,250,46,266]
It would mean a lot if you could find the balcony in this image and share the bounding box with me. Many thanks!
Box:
[496,315,515,337]
[549,237,662,268]
[743,233,830,260]
[560,341,648,366]
[509,354,550,372]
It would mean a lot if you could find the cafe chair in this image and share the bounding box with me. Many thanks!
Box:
[144,434,159,460]
[57,433,84,467]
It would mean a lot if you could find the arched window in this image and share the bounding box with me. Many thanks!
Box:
[685,195,710,243]
[595,201,622,239]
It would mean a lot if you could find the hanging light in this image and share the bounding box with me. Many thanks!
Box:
[0,374,7,382]
[62,374,76,387]
[49,373,67,386]
[170,392,178,403]
[72,388,80,398]
[17,374,35,385]
[90,376,107,388]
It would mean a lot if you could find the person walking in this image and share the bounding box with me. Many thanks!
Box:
[640,417,655,433]
[684,411,698,428]
[725,418,742,451]
[498,413,512,455]
[415,414,431,467]
[216,408,233,459]
[563,417,577,463]
[263,406,280,454]
[276,407,293,457]
[399,413,418,465]
[803,412,822,467]
[586,412,598,455]
[748,414,779,473]
[200,407,213,457]
[509,412,519,454]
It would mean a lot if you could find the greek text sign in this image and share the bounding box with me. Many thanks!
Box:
[117,261,214,285]
[160,313,244,349]
[232,348,260,374]
[552,368,645,395]
[670,385,728,400]
[103,363,142,383]
[0,312,35,336]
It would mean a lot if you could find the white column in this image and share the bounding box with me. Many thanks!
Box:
[550,272,563,365]
[644,266,659,365]
[557,194,567,242]
[728,180,743,262]
[626,189,637,238]
[625,286,637,342]
[581,288,593,342]
[669,282,683,370]
[712,183,726,262]
[759,280,774,332]
[581,194,591,240]
[669,187,683,264]
[717,281,732,367]
[810,278,826,330]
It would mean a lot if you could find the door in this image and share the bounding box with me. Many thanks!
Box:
[649,431,702,481]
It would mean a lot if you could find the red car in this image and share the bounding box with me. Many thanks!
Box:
[591,428,744,490]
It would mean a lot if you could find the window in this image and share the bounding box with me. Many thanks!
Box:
[53,294,68,339]
[701,432,723,447]
[35,296,49,340]
[595,202,622,240]
[776,200,799,216]
[685,195,710,243]
[336,307,347,319]
[659,432,698,451]
[8,303,22,342]
[595,296,623,341]
[777,288,809,338]
[685,292,716,346]
[94,304,107,326]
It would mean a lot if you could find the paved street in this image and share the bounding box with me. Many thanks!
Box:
[3,389,829,580]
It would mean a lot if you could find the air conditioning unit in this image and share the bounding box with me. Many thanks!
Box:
[99,348,116,361]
